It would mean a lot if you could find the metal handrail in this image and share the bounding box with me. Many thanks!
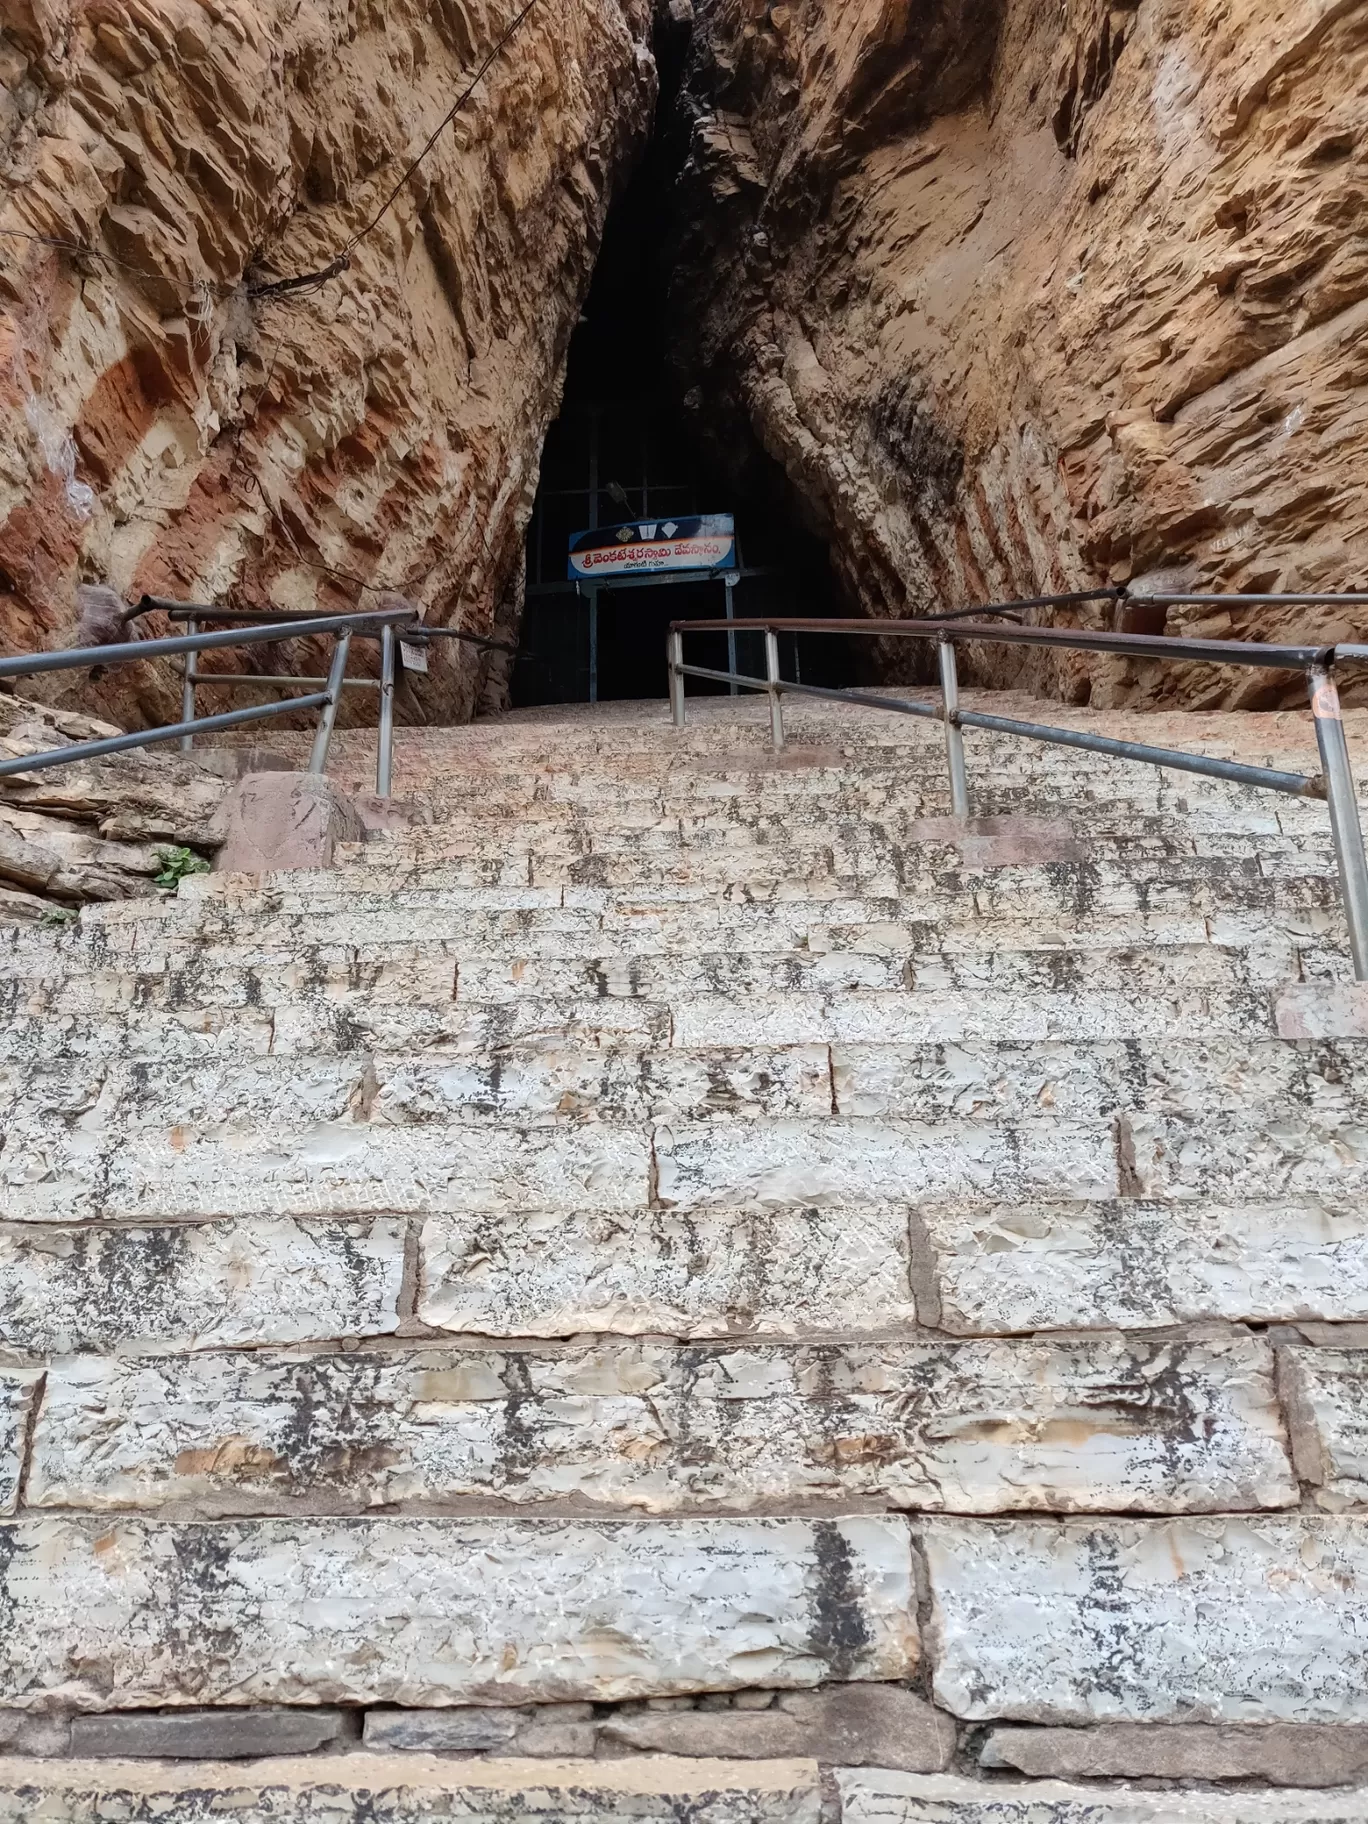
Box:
[667,594,1368,980]
[0,605,413,797]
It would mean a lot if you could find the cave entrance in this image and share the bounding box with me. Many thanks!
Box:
[513,66,851,709]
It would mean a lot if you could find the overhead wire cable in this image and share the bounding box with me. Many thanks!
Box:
[246,0,544,299]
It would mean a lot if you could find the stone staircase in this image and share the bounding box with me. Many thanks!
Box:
[3,692,1368,1823]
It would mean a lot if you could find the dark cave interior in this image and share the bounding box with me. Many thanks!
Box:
[512,29,857,710]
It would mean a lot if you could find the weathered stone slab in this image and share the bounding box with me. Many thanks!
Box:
[979,1720,1368,1784]
[830,1037,1368,1123]
[836,1768,1368,1823]
[1280,1345,1368,1507]
[922,1515,1368,1722]
[672,987,1273,1047]
[1123,1108,1368,1201]
[364,1709,527,1752]
[0,1755,822,1824]
[28,1332,1295,1515]
[418,1206,920,1337]
[212,772,364,874]
[16,1048,834,1135]
[0,1516,916,1708]
[98,1123,650,1220]
[603,1684,954,1772]
[0,1217,404,1354]
[654,1119,1116,1209]
[373,1048,834,1124]
[1276,982,1368,1039]
[69,1707,350,1758]
[925,1200,1368,1331]
[0,1713,68,1756]
[0,1374,38,1516]
[363,1704,595,1757]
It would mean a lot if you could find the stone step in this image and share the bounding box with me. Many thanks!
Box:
[0,1215,405,1356]
[0,939,1307,1022]
[6,1037,1359,1136]
[838,1769,1368,1823]
[24,1330,1296,1516]
[389,775,1349,827]
[350,823,1335,871]
[59,875,1347,957]
[181,855,1345,911]
[0,1756,825,1824]
[416,1196,1368,1340]
[4,1113,1124,1225]
[7,1196,1363,1356]
[0,983,1299,1071]
[0,1514,915,1708]
[416,1197,1368,1340]
[921,1513,1368,1724]
[351,788,1325,830]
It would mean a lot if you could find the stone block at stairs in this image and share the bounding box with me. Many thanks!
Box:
[603,1685,954,1771]
[922,1515,1368,1722]
[1276,982,1368,1038]
[69,1708,351,1758]
[0,1375,39,1516]
[25,1332,1294,1515]
[0,1755,823,1824]
[924,1199,1368,1332]
[416,1205,920,1338]
[1280,1345,1368,1507]
[363,1706,595,1756]
[0,1713,69,1756]
[0,1516,916,1708]
[0,1217,405,1354]
[836,1769,1368,1823]
[212,772,364,874]
[978,1720,1368,1784]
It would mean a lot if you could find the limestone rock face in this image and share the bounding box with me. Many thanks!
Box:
[670,0,1368,705]
[0,0,654,723]
[0,695,227,906]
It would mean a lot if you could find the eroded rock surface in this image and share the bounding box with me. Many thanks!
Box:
[0,694,226,907]
[0,0,654,723]
[669,0,1368,704]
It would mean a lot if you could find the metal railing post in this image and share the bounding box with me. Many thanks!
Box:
[724,573,738,696]
[938,635,970,818]
[376,622,396,798]
[1310,663,1368,980]
[180,616,197,753]
[309,631,351,775]
[765,626,785,752]
[668,630,686,728]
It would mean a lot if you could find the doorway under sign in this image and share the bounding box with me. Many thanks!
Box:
[515,392,850,707]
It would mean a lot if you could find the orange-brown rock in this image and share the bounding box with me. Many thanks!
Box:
[670,0,1368,705]
[0,0,654,725]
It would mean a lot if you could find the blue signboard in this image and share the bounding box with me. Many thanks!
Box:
[568,514,736,582]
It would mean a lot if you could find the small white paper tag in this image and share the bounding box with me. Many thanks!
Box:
[398,639,429,674]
